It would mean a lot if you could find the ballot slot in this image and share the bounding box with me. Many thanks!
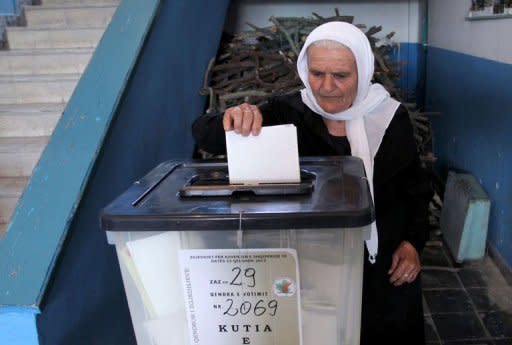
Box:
[179,169,316,197]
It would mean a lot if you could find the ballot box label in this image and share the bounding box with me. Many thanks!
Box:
[179,249,302,345]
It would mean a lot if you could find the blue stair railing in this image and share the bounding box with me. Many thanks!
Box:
[0,0,229,343]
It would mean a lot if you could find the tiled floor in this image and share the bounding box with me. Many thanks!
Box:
[421,242,512,345]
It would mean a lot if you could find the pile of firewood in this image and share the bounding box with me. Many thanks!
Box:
[200,10,406,113]
[199,10,442,231]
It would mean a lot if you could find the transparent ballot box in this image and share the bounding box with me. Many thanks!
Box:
[100,157,374,345]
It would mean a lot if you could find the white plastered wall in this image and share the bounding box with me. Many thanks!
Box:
[428,0,512,64]
[225,0,424,43]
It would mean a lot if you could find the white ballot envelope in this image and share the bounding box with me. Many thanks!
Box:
[125,232,185,318]
[225,124,301,184]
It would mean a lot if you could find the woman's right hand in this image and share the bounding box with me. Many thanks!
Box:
[223,103,263,136]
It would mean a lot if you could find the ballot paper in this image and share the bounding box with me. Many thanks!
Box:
[226,124,301,184]
[144,313,188,345]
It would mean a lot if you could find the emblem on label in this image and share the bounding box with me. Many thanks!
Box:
[273,278,296,297]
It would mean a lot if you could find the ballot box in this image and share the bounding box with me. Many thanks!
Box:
[101,156,374,345]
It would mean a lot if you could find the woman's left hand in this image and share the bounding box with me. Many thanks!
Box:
[388,241,421,286]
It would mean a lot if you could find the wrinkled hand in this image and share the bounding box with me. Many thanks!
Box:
[388,241,421,286]
[223,103,263,136]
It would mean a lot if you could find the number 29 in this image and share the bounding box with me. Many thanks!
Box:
[230,267,256,287]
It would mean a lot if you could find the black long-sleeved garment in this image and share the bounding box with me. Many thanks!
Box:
[192,92,433,345]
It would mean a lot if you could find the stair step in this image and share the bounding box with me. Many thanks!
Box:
[0,197,17,224]
[0,176,28,197]
[0,103,64,137]
[42,0,120,5]
[0,222,6,239]
[0,74,80,104]
[0,177,28,224]
[0,137,49,176]
[6,27,105,49]
[24,4,117,29]
[0,48,94,75]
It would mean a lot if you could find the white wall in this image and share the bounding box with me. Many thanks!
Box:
[428,0,512,64]
[225,0,425,43]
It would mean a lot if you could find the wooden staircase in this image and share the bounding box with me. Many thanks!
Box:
[0,0,120,237]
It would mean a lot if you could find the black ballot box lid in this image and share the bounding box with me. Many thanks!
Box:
[100,156,375,231]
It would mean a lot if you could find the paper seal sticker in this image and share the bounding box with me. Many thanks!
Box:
[273,278,296,297]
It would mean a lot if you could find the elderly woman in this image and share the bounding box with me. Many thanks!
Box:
[192,22,432,345]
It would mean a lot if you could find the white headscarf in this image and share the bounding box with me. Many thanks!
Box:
[297,22,400,264]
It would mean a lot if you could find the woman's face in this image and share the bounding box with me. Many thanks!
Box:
[307,45,358,114]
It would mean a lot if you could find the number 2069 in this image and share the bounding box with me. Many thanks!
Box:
[223,299,278,317]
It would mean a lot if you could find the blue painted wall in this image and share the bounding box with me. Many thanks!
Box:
[383,42,425,107]
[35,0,229,343]
[395,42,426,106]
[0,0,16,15]
[425,46,512,269]
[0,309,38,345]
